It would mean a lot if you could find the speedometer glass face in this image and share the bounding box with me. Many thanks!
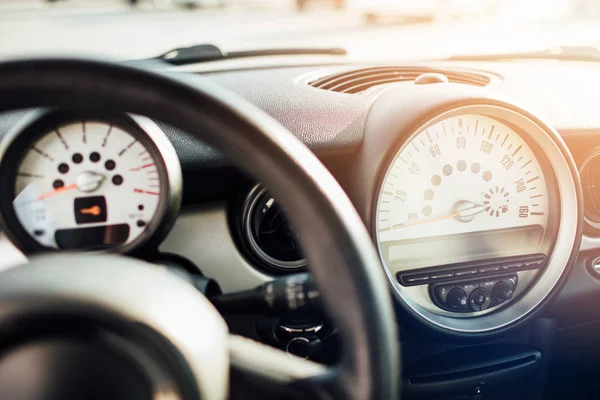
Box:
[376,114,553,274]
[11,120,166,251]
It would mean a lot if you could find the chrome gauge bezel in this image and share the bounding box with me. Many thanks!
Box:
[0,109,182,255]
[374,103,580,333]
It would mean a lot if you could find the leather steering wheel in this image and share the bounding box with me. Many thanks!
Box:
[0,58,399,400]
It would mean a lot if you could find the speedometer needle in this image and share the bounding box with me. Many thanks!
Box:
[392,203,485,230]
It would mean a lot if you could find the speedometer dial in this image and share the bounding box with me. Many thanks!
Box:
[376,114,552,273]
[0,111,182,253]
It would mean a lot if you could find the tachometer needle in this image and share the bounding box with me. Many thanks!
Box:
[392,203,485,230]
[37,183,77,201]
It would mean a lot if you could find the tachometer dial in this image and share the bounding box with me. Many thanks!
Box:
[0,111,182,253]
[376,114,552,272]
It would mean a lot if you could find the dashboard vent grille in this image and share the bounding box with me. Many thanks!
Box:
[308,67,492,94]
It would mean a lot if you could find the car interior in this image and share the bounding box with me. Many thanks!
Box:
[3,7,600,399]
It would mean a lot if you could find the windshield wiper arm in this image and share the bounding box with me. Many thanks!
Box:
[446,46,600,62]
[152,44,347,65]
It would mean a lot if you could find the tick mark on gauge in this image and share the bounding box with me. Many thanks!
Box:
[379,227,391,232]
[422,205,432,216]
[118,140,138,156]
[101,125,113,147]
[412,142,420,152]
[502,134,509,146]
[33,229,45,236]
[531,212,544,216]
[138,205,144,211]
[521,160,532,169]
[82,121,87,144]
[55,129,69,150]
[134,188,144,193]
[512,145,522,157]
[471,163,481,173]
[531,194,543,199]
[474,120,478,135]
[53,179,64,189]
[431,174,442,186]
[383,191,393,195]
[72,153,83,164]
[136,220,146,227]
[527,176,539,183]
[31,146,54,162]
[483,171,492,182]
[424,189,434,200]
[457,160,467,171]
[443,164,453,176]
[488,125,495,140]
[426,130,432,143]
[105,160,116,171]
[17,172,43,178]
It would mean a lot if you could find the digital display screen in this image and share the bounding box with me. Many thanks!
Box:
[382,225,544,271]
[55,224,129,250]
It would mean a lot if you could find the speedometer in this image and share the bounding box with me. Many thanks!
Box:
[0,111,182,253]
[377,114,551,270]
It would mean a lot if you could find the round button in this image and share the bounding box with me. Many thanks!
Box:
[446,288,468,309]
[492,281,514,302]
[468,288,491,311]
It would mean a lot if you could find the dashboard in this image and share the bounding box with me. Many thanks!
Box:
[0,57,600,341]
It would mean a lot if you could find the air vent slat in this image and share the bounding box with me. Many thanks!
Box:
[309,67,492,94]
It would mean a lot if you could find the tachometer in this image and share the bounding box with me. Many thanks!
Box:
[0,111,182,253]
[376,114,552,270]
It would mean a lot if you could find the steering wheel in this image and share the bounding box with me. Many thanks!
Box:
[0,58,399,400]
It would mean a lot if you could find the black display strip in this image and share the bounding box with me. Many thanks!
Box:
[397,253,545,286]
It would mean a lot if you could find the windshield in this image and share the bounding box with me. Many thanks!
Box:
[0,0,597,60]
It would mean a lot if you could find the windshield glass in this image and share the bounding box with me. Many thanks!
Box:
[0,0,596,60]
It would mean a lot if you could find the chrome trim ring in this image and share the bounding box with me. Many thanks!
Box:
[242,185,307,271]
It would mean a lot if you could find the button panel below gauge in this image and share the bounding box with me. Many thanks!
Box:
[430,274,518,313]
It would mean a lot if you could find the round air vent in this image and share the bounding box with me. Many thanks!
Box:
[242,186,306,272]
